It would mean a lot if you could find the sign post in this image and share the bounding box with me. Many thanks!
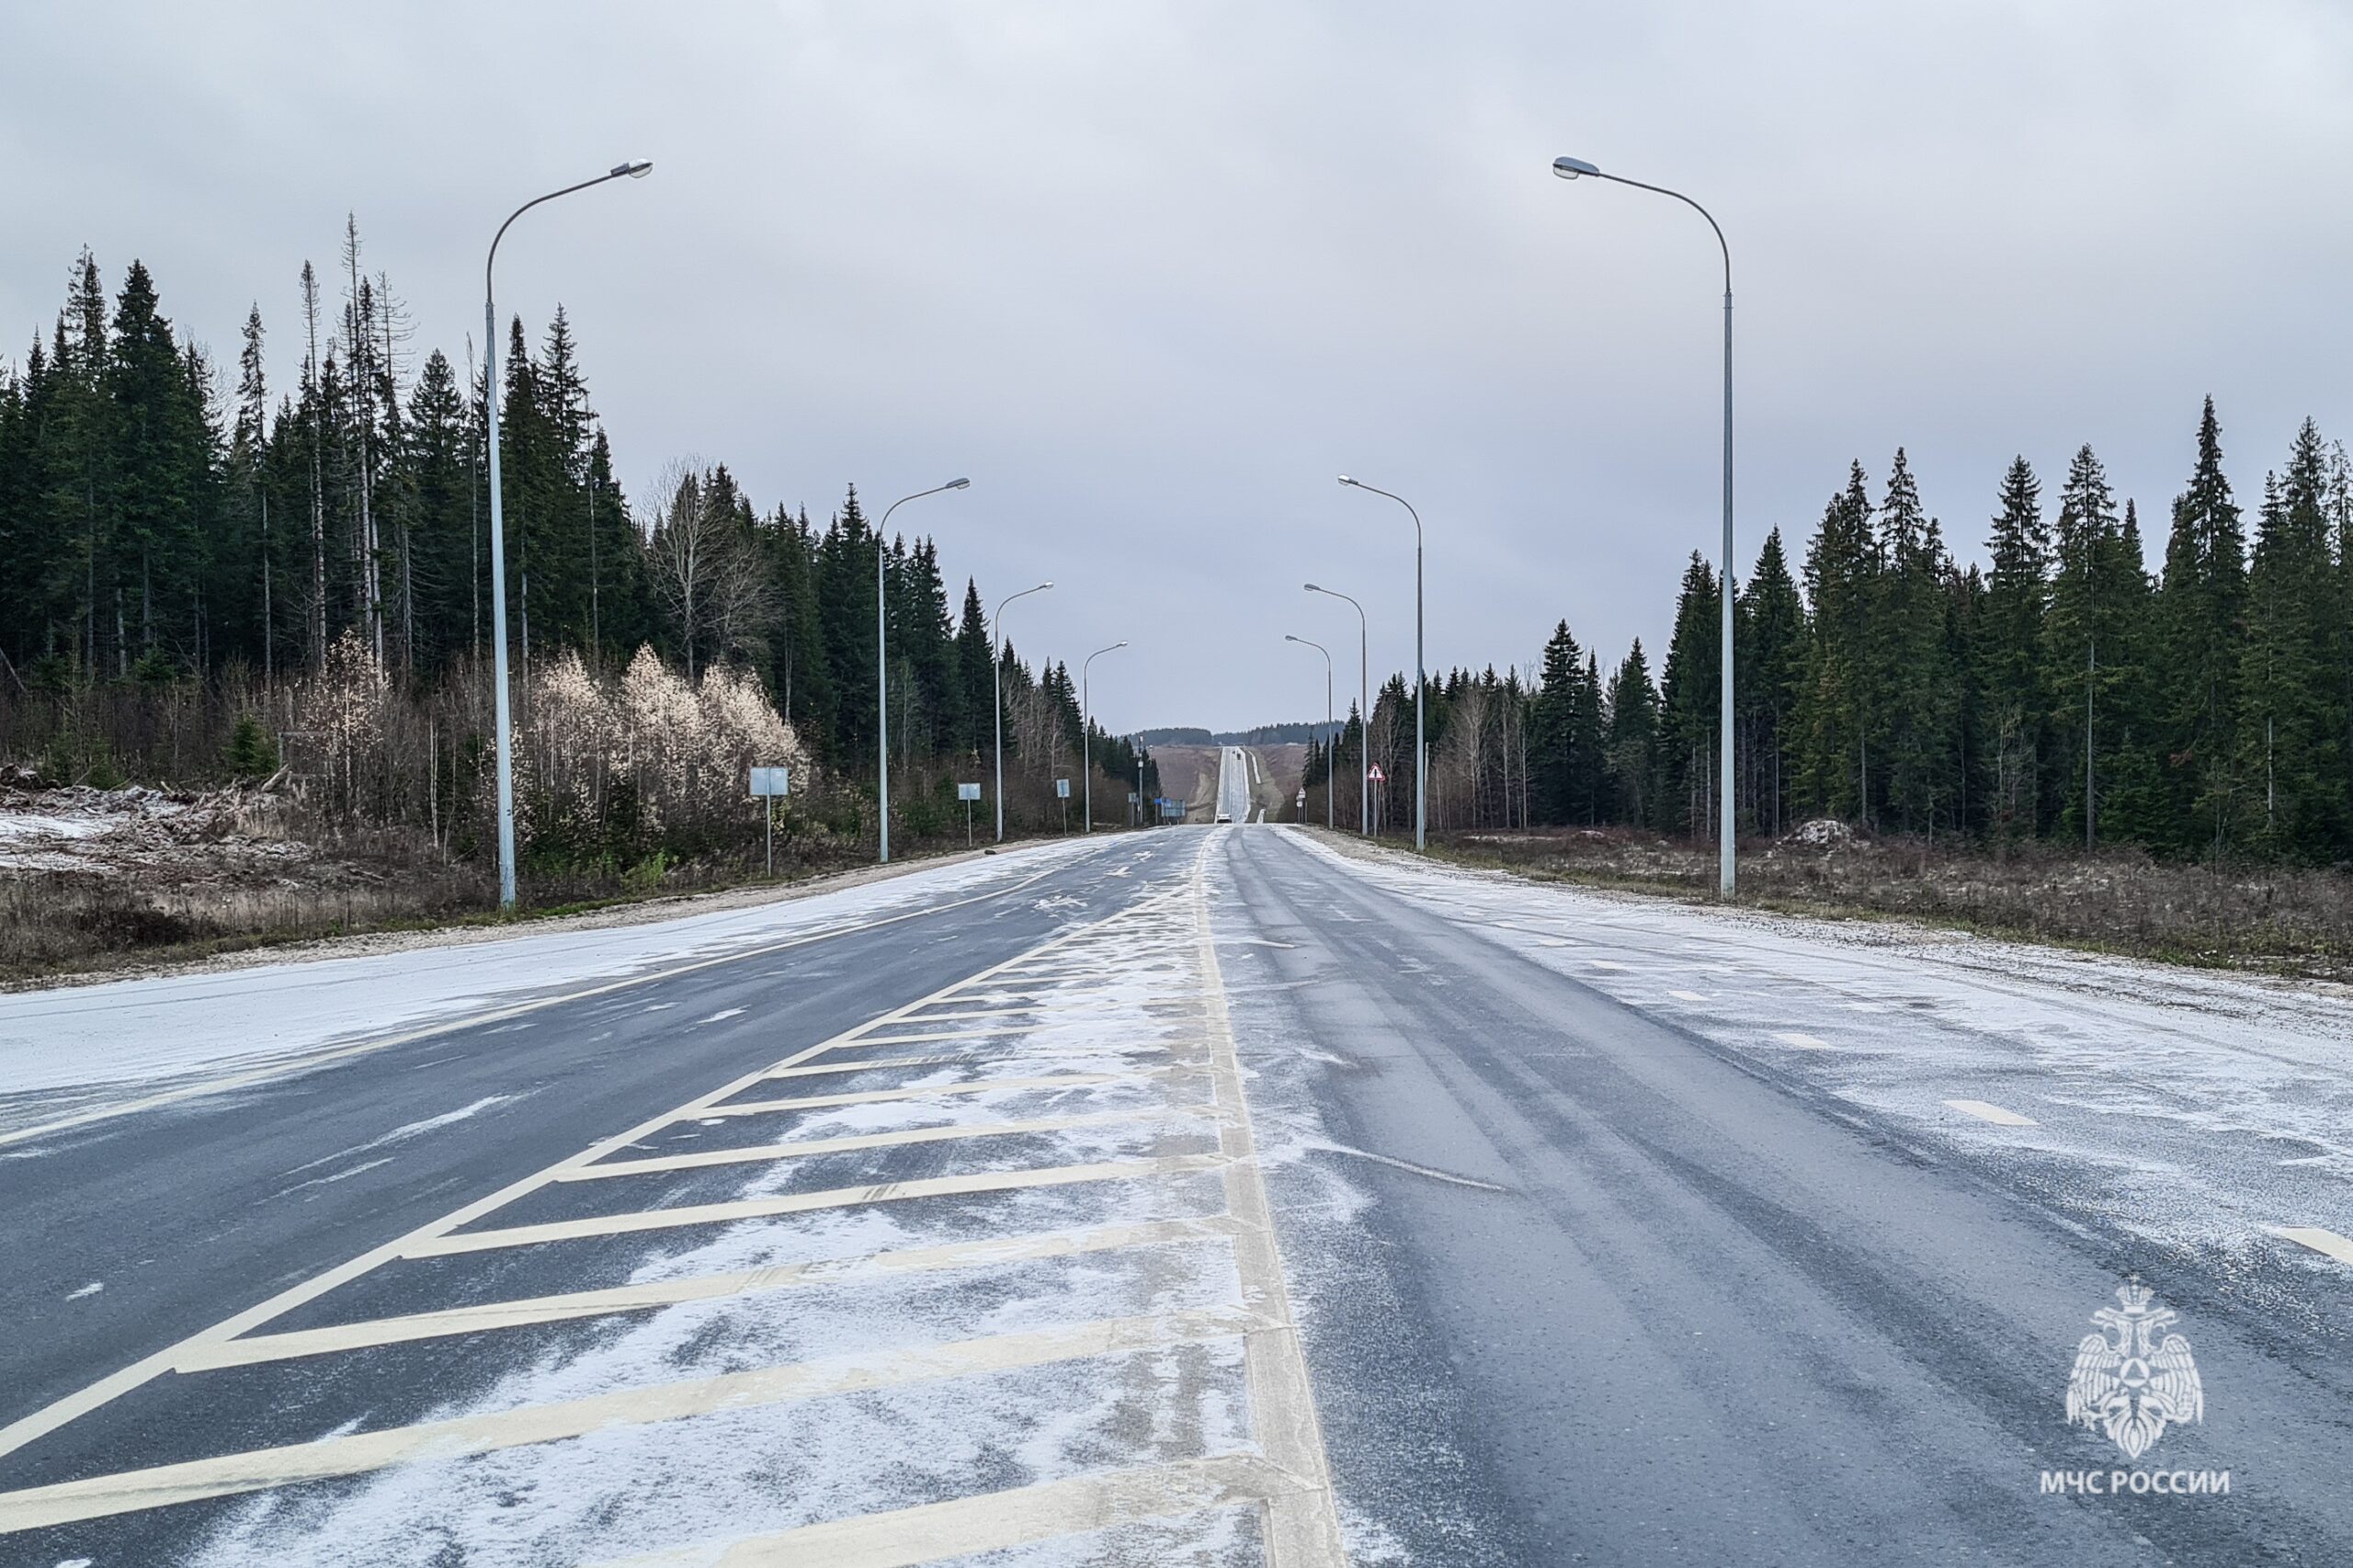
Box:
[1368,764,1385,838]
[1055,778,1070,835]
[958,782,982,846]
[749,767,790,876]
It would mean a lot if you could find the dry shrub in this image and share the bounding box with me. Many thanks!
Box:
[1441,825,2353,976]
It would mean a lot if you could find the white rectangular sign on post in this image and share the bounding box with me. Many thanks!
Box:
[750,767,789,878]
[1054,778,1070,799]
[957,782,982,801]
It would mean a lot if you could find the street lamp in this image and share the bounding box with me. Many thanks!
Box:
[1552,153,1736,900]
[992,582,1051,842]
[1283,634,1333,829]
[1081,641,1128,834]
[1303,583,1369,836]
[1337,477,1425,850]
[875,478,971,865]
[483,158,653,911]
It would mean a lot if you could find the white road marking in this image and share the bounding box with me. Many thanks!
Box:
[1943,1098,2037,1127]
[557,1107,1207,1180]
[1587,960,1631,971]
[1,862,1340,1562]
[1189,854,1348,1564]
[730,1073,1150,1111]
[0,888,1154,1465]
[0,1308,1270,1534]
[404,1156,1228,1256]
[172,1217,1252,1371]
[2272,1225,2353,1266]
[1774,1031,1834,1050]
[1668,989,1707,1002]
[828,1027,1036,1048]
[592,1453,1309,1568]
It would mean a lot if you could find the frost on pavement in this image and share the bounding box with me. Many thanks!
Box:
[166,838,1337,1566]
[0,835,1110,1127]
[1282,830,2353,1318]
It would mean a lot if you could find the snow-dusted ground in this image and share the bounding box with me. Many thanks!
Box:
[0,837,1108,1119]
[1286,830,2353,1298]
[164,842,1309,1566]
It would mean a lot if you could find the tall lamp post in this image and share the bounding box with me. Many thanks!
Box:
[1337,477,1425,850]
[1081,641,1128,833]
[484,159,652,911]
[875,478,971,864]
[993,582,1052,842]
[1283,634,1333,828]
[1304,583,1369,836]
[1552,153,1736,900]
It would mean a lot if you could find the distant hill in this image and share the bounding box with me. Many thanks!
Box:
[1137,722,1339,746]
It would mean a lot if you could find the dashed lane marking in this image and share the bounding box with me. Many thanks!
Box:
[1668,989,1707,1002]
[1943,1098,2037,1127]
[1774,1031,1834,1051]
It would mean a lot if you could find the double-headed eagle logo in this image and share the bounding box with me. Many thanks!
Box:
[2066,1281,2204,1459]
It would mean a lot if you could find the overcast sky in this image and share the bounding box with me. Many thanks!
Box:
[7,1,2351,733]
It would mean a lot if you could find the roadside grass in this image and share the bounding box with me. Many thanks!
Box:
[1408,825,2353,982]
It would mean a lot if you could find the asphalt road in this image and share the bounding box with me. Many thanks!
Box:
[2,824,2347,1566]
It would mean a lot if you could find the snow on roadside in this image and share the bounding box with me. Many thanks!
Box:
[1281,829,2353,1276]
[0,837,1112,1107]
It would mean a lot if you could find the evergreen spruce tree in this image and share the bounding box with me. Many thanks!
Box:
[1655,554,1722,839]
[1736,528,1808,836]
[1603,641,1658,827]
[1799,462,1878,821]
[1871,450,1959,834]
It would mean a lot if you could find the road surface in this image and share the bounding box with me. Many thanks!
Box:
[3,826,2348,1565]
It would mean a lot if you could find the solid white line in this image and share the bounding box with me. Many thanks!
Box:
[558,1108,1206,1180]
[1774,1031,1834,1051]
[404,1156,1228,1256]
[1942,1098,2037,1127]
[0,1307,1269,1534]
[591,1453,1308,1568]
[172,1217,1251,1371]
[2271,1225,2353,1265]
